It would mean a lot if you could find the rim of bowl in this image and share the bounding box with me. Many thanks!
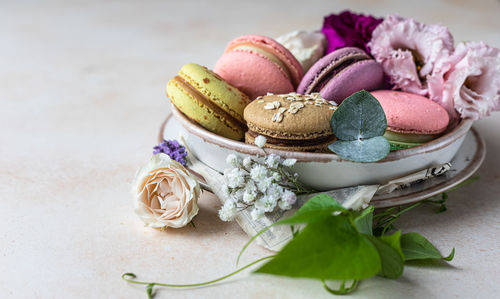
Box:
[168,103,473,163]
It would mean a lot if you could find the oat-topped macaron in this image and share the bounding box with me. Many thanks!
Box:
[244,92,337,152]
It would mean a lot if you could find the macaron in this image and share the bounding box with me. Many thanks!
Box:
[166,63,251,141]
[370,90,450,150]
[244,92,336,152]
[297,47,383,104]
[214,35,304,100]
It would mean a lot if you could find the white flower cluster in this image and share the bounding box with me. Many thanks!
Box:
[218,154,298,221]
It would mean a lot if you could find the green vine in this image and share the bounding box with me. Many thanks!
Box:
[122,255,275,298]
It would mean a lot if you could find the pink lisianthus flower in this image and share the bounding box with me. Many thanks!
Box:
[321,10,383,54]
[368,15,454,98]
[437,42,500,120]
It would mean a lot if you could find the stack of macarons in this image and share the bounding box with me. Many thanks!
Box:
[164,30,451,153]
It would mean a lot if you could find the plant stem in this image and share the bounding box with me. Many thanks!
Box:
[322,279,360,295]
[122,255,275,289]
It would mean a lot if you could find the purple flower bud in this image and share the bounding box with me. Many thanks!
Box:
[153,139,188,166]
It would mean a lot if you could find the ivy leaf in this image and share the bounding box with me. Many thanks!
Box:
[146,283,154,299]
[401,232,455,261]
[255,215,381,280]
[352,206,374,235]
[328,90,390,162]
[237,194,347,266]
[365,231,404,279]
[277,194,347,225]
[328,137,390,163]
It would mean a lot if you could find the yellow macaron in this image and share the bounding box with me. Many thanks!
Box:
[166,63,251,140]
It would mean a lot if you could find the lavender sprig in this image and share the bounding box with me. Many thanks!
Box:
[153,139,187,166]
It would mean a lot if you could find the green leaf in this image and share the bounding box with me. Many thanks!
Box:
[352,206,374,235]
[328,137,390,163]
[146,283,154,299]
[365,231,404,279]
[255,215,381,280]
[401,232,454,261]
[276,194,347,225]
[237,195,346,266]
[330,90,387,141]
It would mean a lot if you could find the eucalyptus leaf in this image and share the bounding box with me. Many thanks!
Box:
[277,194,347,225]
[401,233,455,261]
[328,90,390,162]
[352,206,374,235]
[328,137,390,163]
[330,90,387,140]
[365,231,404,279]
[255,215,381,280]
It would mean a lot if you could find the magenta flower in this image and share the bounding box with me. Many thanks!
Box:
[321,10,383,54]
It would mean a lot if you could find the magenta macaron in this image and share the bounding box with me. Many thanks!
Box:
[213,35,303,100]
[370,90,450,150]
[297,47,383,104]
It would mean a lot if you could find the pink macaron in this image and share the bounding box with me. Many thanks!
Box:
[370,90,450,150]
[214,35,303,100]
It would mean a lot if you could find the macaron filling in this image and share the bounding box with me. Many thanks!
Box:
[247,130,335,146]
[173,75,247,131]
[230,44,292,81]
[303,52,370,94]
[384,130,441,143]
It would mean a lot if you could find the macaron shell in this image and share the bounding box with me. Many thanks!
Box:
[214,51,295,100]
[167,80,243,140]
[178,64,250,123]
[371,90,450,135]
[225,35,303,87]
[320,59,384,104]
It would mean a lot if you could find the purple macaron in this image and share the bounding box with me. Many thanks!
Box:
[297,47,384,104]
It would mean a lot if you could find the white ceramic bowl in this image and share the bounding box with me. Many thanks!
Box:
[166,105,473,190]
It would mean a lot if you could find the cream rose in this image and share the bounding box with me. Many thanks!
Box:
[132,153,200,229]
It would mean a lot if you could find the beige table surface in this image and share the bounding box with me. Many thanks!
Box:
[1,0,500,298]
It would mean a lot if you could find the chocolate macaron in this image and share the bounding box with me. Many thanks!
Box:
[297,47,384,104]
[244,92,336,152]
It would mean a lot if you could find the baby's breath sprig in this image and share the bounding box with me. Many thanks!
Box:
[218,153,314,221]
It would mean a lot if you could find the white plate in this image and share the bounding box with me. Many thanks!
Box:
[371,128,485,208]
[160,112,485,208]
